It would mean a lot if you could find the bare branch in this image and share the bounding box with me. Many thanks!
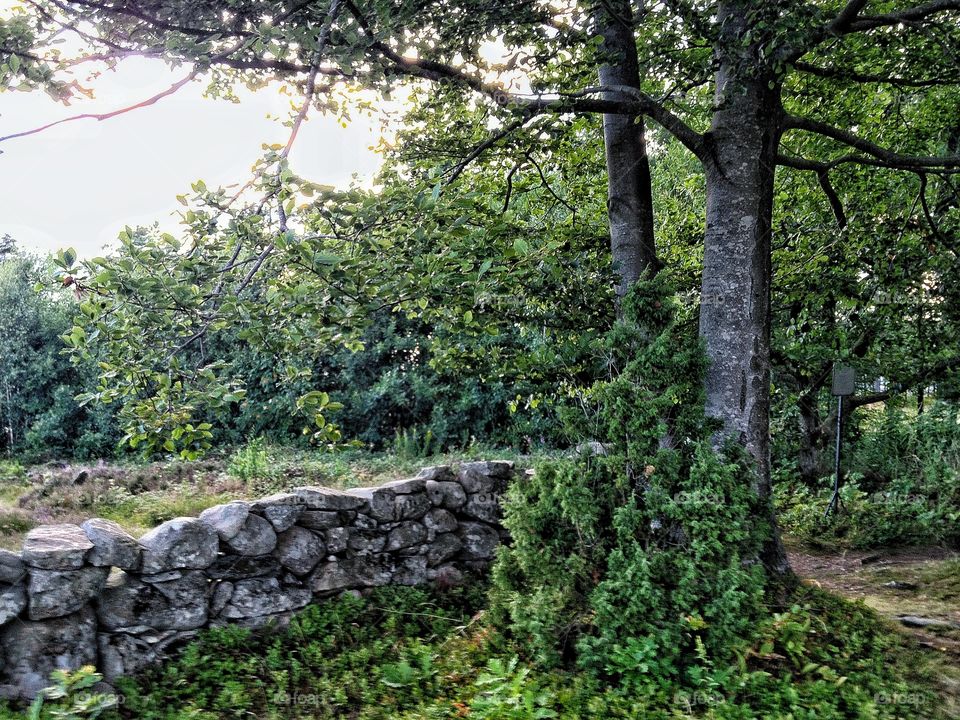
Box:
[783,115,960,171]
[446,116,532,186]
[501,161,521,213]
[917,172,950,246]
[818,170,848,229]
[794,60,960,88]
[775,154,848,228]
[525,150,577,219]
[0,70,199,144]
[846,0,960,33]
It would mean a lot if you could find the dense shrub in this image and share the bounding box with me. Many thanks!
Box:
[776,401,960,548]
[0,251,563,460]
[490,280,769,687]
[0,251,122,461]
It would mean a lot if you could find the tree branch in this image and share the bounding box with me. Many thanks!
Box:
[818,170,848,229]
[783,115,960,171]
[846,0,960,33]
[826,0,870,35]
[794,60,960,88]
[445,115,532,185]
[341,0,705,156]
[0,69,199,144]
[917,172,950,246]
[776,154,847,228]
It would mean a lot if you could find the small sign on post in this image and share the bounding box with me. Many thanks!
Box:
[831,366,856,397]
[826,365,856,517]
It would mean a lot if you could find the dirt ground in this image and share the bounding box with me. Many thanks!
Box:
[788,541,960,716]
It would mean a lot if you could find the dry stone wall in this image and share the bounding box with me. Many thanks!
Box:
[0,461,513,699]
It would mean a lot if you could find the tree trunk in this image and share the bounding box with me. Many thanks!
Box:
[597,0,658,296]
[699,39,791,577]
[797,395,827,484]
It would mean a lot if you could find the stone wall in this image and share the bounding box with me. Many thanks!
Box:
[0,461,513,699]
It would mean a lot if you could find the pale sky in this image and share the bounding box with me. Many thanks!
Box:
[1,58,383,258]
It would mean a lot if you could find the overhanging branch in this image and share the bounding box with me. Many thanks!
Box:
[776,155,847,228]
[846,0,960,33]
[794,61,960,88]
[783,115,960,171]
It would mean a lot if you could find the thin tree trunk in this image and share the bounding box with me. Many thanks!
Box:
[797,395,827,484]
[699,23,791,577]
[596,0,658,296]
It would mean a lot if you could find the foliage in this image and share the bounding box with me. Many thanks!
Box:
[0,582,945,719]
[108,583,490,720]
[489,279,769,688]
[20,666,117,720]
[0,249,122,461]
[776,401,960,548]
[225,437,273,482]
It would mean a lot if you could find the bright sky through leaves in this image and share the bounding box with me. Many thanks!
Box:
[0,56,382,258]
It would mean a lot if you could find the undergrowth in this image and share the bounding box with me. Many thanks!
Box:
[776,402,960,549]
[1,281,950,718]
[1,583,945,719]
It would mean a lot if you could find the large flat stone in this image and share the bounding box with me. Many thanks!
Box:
[27,566,109,620]
[416,465,456,482]
[81,518,141,570]
[298,510,342,530]
[21,525,93,570]
[347,487,398,522]
[205,554,281,580]
[0,606,97,699]
[292,486,366,511]
[309,556,393,593]
[140,518,218,573]
[218,578,311,620]
[380,478,426,495]
[98,569,208,631]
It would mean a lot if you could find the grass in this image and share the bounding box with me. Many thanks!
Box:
[0,443,549,549]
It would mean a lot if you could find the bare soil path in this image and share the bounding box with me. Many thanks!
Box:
[788,541,960,716]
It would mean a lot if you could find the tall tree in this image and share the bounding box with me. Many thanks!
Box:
[596,0,659,293]
[6,0,960,576]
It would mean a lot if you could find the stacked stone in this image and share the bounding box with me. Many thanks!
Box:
[0,461,512,699]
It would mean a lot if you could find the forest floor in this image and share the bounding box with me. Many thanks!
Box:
[788,541,960,716]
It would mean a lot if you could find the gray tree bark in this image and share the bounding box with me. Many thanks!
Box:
[797,395,827,484]
[596,0,658,296]
[699,4,791,577]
